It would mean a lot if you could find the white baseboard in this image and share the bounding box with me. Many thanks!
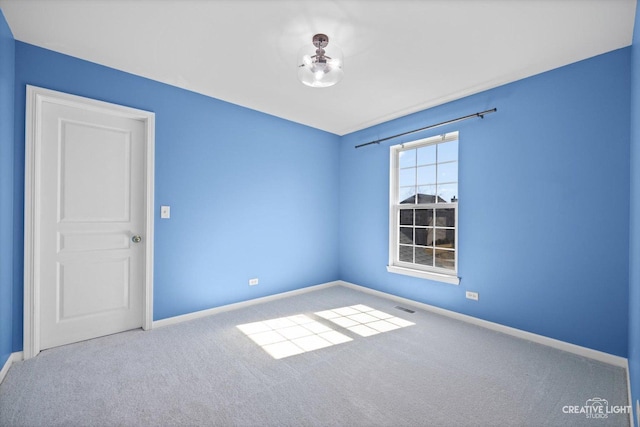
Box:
[337,280,627,368]
[0,352,23,385]
[152,281,340,328]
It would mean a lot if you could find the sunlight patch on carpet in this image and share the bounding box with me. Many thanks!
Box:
[237,314,352,359]
[238,305,414,359]
[315,304,415,337]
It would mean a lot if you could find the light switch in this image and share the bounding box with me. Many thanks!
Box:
[160,205,170,219]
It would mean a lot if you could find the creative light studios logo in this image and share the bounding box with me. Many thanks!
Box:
[562,397,631,419]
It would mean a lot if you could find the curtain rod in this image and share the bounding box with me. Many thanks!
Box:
[354,108,497,149]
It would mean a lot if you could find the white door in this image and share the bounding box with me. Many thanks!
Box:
[25,87,154,354]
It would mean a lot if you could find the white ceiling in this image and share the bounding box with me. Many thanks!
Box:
[0,0,636,135]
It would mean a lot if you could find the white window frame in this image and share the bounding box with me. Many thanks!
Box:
[387,131,460,285]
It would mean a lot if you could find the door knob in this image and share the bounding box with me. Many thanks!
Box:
[132,235,142,243]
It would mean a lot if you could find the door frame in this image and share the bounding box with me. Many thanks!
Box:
[23,85,155,359]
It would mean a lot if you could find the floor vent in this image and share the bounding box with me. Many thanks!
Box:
[395,306,415,314]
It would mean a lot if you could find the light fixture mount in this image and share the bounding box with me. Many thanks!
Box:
[298,33,343,88]
[312,34,329,63]
[312,33,329,49]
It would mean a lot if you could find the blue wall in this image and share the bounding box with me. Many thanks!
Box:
[339,48,631,357]
[11,41,341,344]
[0,10,14,369]
[629,0,640,422]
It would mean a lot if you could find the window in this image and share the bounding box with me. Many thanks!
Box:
[387,132,460,285]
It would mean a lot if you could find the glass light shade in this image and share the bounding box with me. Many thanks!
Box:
[297,44,344,88]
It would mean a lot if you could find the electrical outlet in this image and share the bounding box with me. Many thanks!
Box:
[465,291,479,301]
[249,278,259,286]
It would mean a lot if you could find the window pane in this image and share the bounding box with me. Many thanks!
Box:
[426,228,435,245]
[417,165,436,185]
[417,186,437,204]
[437,183,458,203]
[437,162,458,184]
[438,140,458,163]
[400,209,413,225]
[415,209,432,226]
[435,249,455,270]
[415,228,428,246]
[399,227,413,244]
[399,187,416,204]
[399,245,413,262]
[435,229,455,248]
[399,149,416,169]
[417,145,436,166]
[435,208,455,227]
[415,247,433,266]
[399,168,415,187]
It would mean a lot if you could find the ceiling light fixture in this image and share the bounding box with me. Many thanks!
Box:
[298,33,343,88]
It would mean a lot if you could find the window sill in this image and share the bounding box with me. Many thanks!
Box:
[386,265,460,285]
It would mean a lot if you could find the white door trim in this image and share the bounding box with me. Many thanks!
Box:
[23,85,155,359]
